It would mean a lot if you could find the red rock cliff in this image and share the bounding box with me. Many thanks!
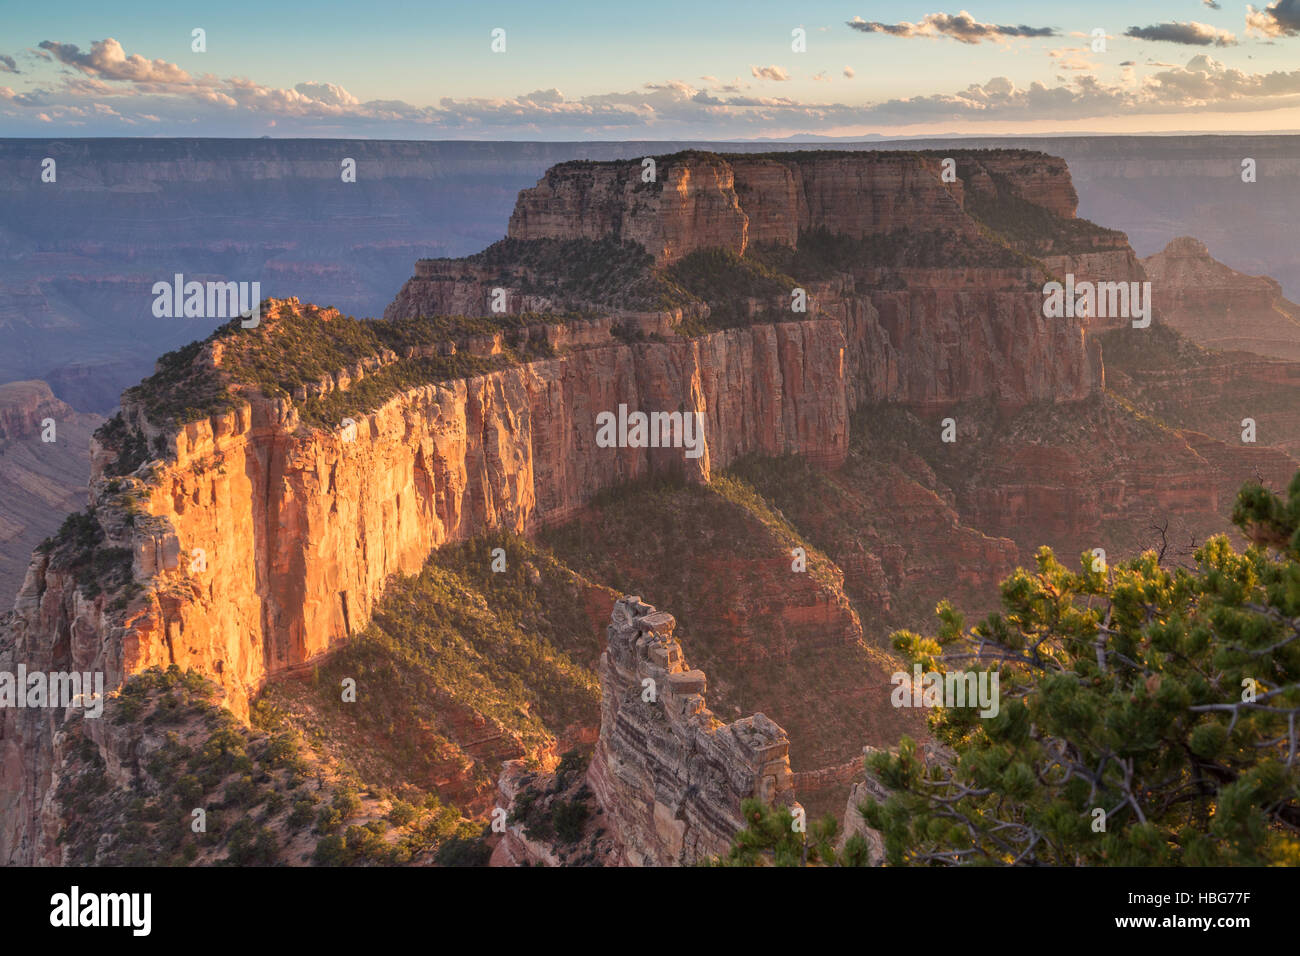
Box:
[507,151,987,264]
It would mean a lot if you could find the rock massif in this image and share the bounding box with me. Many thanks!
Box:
[505,150,1086,266]
[0,299,858,862]
[395,150,1109,411]
[0,148,1169,864]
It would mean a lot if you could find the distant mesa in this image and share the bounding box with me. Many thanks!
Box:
[1143,236,1300,362]
[503,149,1085,267]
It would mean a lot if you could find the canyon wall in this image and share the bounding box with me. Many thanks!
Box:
[1,149,1107,863]
[0,382,100,607]
[1143,236,1300,361]
[0,301,862,863]
[387,268,1096,414]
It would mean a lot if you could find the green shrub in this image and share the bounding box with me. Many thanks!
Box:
[387,800,416,827]
[315,806,343,833]
[313,834,348,866]
[552,800,589,844]
[288,797,318,829]
[435,833,492,867]
[223,776,259,808]
[226,820,278,865]
[331,787,361,821]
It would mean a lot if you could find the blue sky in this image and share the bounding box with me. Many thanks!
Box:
[3,1,1300,138]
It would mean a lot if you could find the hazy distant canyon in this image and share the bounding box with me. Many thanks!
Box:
[2,136,1297,413]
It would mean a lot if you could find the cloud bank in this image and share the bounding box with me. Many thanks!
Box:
[5,37,1300,138]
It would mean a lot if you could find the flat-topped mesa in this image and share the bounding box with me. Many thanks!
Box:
[950,150,1078,219]
[508,151,972,265]
[505,149,1090,267]
[389,150,1108,412]
[587,596,799,865]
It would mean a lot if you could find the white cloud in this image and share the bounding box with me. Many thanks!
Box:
[39,38,192,84]
[294,81,359,107]
[1048,48,1096,71]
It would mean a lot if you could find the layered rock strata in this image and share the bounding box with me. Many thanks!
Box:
[586,596,798,865]
[0,149,1141,863]
[0,300,857,863]
[508,153,967,265]
[504,151,1089,267]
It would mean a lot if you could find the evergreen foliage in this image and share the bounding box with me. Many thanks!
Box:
[711,799,869,867]
[856,473,1300,865]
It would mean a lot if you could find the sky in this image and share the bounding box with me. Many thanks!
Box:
[3,1,1300,139]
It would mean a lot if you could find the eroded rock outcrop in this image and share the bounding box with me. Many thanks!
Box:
[956,151,1079,219]
[585,597,798,865]
[1143,236,1300,361]
[509,154,748,266]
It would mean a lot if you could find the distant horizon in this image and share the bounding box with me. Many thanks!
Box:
[7,130,1300,143]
